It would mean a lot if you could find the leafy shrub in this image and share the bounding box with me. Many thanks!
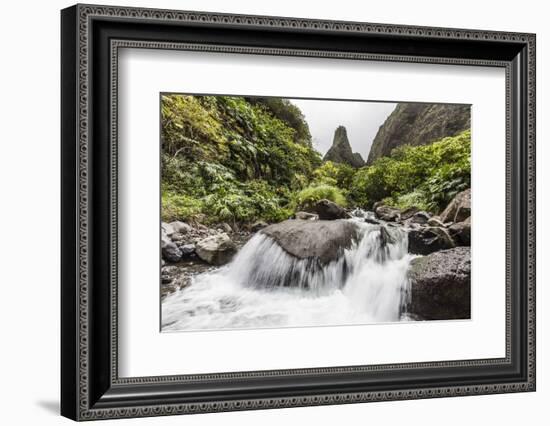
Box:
[313,161,356,188]
[294,184,347,211]
[422,161,470,211]
[349,130,471,212]
[382,191,432,213]
[161,94,324,224]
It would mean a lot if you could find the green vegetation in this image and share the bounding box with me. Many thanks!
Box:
[349,130,471,212]
[293,184,347,211]
[161,94,319,223]
[161,94,470,224]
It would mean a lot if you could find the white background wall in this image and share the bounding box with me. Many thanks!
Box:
[0,0,547,424]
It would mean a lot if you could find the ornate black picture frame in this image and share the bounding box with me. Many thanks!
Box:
[61,4,536,421]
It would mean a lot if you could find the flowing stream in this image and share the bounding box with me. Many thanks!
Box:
[162,213,415,331]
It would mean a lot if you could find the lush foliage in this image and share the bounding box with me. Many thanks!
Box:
[349,130,471,212]
[161,94,320,223]
[161,93,470,224]
[312,161,355,188]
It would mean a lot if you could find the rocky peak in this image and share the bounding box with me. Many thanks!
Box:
[366,103,471,165]
[323,125,365,168]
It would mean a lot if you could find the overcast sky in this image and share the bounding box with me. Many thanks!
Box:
[290,99,397,160]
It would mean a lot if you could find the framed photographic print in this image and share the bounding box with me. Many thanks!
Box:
[61,4,536,421]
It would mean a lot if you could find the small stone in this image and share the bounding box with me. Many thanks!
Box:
[162,242,183,262]
[180,244,196,256]
[400,207,420,220]
[169,221,193,234]
[374,205,401,222]
[250,221,269,232]
[218,222,233,233]
[427,217,445,227]
[364,217,381,225]
[409,211,431,225]
[170,232,185,242]
[295,211,318,221]
[195,233,237,266]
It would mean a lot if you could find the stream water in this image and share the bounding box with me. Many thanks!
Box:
[162,212,415,331]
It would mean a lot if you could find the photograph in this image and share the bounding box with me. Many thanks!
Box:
[57,3,536,420]
[159,94,472,332]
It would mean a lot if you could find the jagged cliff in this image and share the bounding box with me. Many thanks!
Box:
[323,126,365,168]
[366,103,471,165]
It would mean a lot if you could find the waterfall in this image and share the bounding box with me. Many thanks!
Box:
[162,219,414,331]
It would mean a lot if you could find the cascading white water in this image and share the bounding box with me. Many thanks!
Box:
[162,217,415,331]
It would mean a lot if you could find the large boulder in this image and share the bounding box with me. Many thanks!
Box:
[408,226,455,255]
[195,233,237,266]
[448,216,471,246]
[375,205,401,222]
[313,199,348,220]
[440,189,471,223]
[407,246,471,320]
[261,219,359,264]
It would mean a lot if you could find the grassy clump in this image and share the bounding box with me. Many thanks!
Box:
[294,184,347,211]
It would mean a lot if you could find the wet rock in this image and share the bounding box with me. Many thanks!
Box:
[261,219,359,264]
[313,199,348,220]
[163,221,193,236]
[195,233,237,266]
[170,232,186,242]
[250,221,269,232]
[408,246,471,320]
[379,226,395,246]
[400,207,420,221]
[409,211,431,225]
[180,243,196,257]
[374,205,401,222]
[364,217,381,225]
[295,211,318,221]
[218,222,233,234]
[161,265,178,284]
[372,201,384,211]
[427,216,445,227]
[161,222,175,236]
[448,216,471,246]
[408,226,455,255]
[162,241,183,263]
[350,208,366,218]
[440,189,471,223]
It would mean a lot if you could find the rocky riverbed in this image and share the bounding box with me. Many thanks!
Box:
[161,188,472,323]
